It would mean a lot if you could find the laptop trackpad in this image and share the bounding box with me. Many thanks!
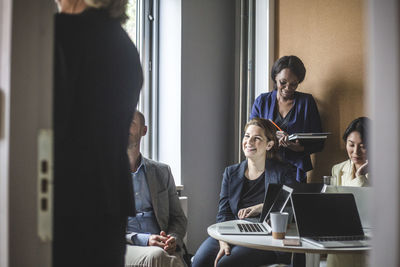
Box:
[244,217,259,223]
[218,226,235,230]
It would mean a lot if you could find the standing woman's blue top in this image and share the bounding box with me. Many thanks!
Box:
[250,90,324,182]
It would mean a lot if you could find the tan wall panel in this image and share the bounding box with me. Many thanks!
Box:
[276,0,366,182]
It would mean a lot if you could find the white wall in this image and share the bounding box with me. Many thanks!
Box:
[367,0,400,265]
[181,1,236,252]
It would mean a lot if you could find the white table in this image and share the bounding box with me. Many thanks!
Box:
[207,221,370,267]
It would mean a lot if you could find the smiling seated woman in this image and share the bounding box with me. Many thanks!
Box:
[327,117,370,267]
[191,118,298,267]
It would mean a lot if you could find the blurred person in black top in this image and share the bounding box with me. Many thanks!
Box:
[54,0,142,266]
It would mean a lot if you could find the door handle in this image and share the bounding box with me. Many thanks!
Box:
[37,129,53,242]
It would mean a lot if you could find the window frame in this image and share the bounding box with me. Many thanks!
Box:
[131,0,182,185]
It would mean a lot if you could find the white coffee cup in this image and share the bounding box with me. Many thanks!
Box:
[323,175,332,185]
[270,212,289,239]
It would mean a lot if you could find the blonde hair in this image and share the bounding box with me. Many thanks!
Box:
[84,0,128,23]
[244,118,279,160]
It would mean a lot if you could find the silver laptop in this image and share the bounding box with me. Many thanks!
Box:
[324,185,372,229]
[289,183,327,194]
[216,185,293,235]
[291,193,370,248]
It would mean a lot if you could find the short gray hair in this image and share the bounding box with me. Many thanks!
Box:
[84,0,128,23]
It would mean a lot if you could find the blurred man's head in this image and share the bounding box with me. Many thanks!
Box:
[128,111,147,150]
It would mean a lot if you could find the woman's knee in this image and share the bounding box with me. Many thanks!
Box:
[192,237,219,267]
[217,246,278,267]
[215,256,231,267]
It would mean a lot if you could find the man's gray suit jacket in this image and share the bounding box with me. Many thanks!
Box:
[143,157,187,249]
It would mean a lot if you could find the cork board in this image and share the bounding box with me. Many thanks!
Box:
[275,0,366,182]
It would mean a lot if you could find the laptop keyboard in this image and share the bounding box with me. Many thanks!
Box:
[237,223,267,232]
[312,236,369,242]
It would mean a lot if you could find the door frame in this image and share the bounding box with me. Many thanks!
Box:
[0,1,54,266]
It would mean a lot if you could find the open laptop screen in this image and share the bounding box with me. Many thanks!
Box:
[289,183,326,193]
[262,185,293,222]
[258,184,282,223]
[324,186,372,229]
[292,193,364,237]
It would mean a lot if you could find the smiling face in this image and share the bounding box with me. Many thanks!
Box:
[346,131,367,167]
[242,125,274,160]
[275,68,299,100]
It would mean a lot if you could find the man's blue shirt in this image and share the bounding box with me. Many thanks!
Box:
[126,155,160,246]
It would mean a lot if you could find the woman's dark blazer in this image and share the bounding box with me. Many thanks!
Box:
[216,159,296,223]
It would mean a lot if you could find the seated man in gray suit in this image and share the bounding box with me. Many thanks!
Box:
[125,111,187,267]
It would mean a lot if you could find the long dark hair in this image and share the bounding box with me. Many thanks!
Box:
[342,117,370,146]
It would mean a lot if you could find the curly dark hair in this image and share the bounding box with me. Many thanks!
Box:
[271,55,306,90]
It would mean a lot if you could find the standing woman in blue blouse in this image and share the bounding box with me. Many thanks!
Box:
[250,56,324,182]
